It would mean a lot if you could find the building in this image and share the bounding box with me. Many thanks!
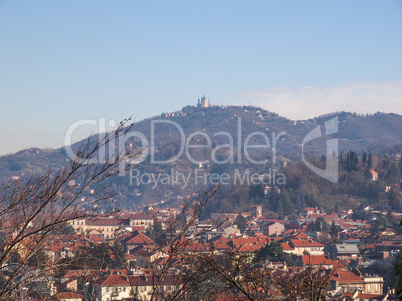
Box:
[330,269,384,296]
[126,231,155,252]
[251,205,262,218]
[263,221,285,237]
[68,217,123,239]
[301,207,320,216]
[197,95,211,108]
[288,239,325,256]
[296,255,333,269]
[324,243,360,260]
[93,273,181,301]
[370,170,379,181]
[129,212,154,229]
[211,212,237,223]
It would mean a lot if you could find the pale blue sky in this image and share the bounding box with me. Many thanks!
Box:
[1,1,401,155]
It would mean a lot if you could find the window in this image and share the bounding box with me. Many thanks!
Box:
[375,283,378,293]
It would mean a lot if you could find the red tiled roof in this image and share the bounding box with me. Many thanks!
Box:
[290,239,324,248]
[330,269,364,284]
[237,244,262,252]
[281,243,294,251]
[301,255,333,266]
[59,292,84,299]
[101,275,129,286]
[288,232,310,240]
[186,243,211,252]
[88,235,104,242]
[126,232,154,245]
[213,241,231,250]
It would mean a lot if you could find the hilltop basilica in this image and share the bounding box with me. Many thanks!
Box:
[197,95,211,108]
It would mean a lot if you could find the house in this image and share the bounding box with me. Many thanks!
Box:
[129,212,154,229]
[202,230,227,242]
[131,246,166,268]
[281,243,295,254]
[125,231,155,252]
[288,239,324,256]
[325,244,360,260]
[212,237,232,255]
[223,225,241,237]
[296,255,333,269]
[375,240,402,253]
[263,222,285,237]
[69,217,86,233]
[330,269,384,296]
[93,273,181,301]
[301,207,320,216]
[69,217,123,239]
[362,275,384,295]
[370,170,378,181]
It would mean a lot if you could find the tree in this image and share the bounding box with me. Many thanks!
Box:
[145,219,167,246]
[387,163,401,185]
[280,266,337,301]
[0,118,138,300]
[346,150,359,172]
[255,241,298,266]
[389,188,401,211]
[235,214,247,234]
[316,216,330,232]
[362,151,368,164]
[281,189,294,215]
[75,243,113,269]
[394,251,402,301]
[368,152,373,168]
[111,240,127,269]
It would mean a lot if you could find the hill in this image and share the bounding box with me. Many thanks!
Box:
[0,105,401,215]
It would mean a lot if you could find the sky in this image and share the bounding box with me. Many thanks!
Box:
[0,1,401,155]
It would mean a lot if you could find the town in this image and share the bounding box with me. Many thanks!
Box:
[6,198,401,301]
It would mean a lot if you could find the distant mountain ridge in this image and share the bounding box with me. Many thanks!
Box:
[1,105,401,174]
